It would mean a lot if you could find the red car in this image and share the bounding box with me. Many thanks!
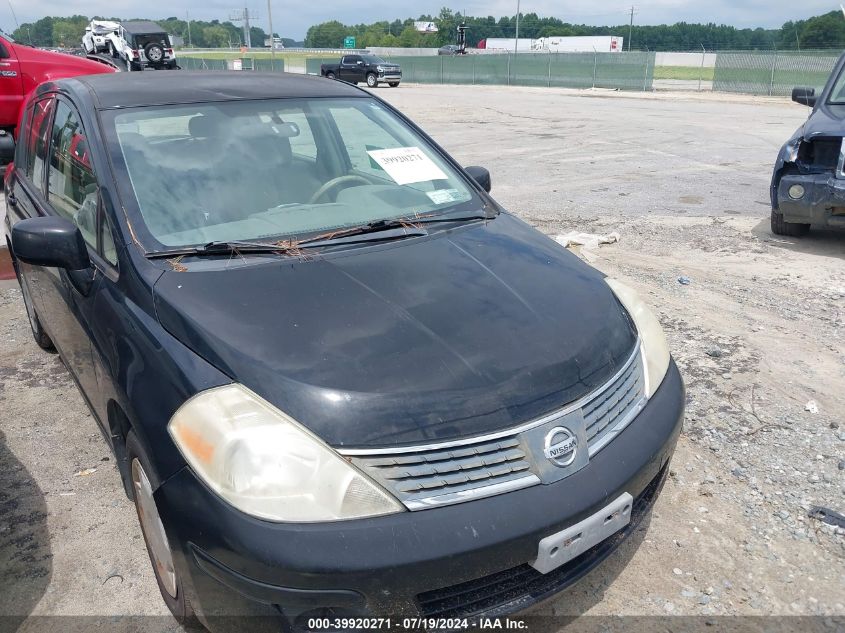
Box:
[0,32,114,161]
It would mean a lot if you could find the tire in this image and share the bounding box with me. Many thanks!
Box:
[144,43,165,64]
[388,82,399,87]
[109,43,118,58]
[326,71,336,79]
[11,256,55,352]
[770,208,810,237]
[126,432,198,626]
[366,73,377,88]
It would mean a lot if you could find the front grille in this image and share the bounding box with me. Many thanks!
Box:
[583,350,645,450]
[352,437,537,510]
[416,462,669,618]
[347,343,646,510]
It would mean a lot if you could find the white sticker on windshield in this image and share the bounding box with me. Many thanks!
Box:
[427,188,462,205]
[366,147,448,185]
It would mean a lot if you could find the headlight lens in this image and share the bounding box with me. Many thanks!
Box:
[168,385,403,522]
[376,65,384,72]
[785,138,801,163]
[605,278,671,398]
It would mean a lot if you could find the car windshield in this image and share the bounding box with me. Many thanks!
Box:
[107,98,480,251]
[362,55,387,65]
[829,66,845,104]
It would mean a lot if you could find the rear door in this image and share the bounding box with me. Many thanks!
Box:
[8,97,55,316]
[0,39,24,132]
[339,55,361,82]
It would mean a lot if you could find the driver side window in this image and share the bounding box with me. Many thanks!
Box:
[47,100,99,249]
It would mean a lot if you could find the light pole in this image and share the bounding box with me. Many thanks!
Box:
[514,0,520,56]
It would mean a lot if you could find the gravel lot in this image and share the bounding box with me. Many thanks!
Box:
[1,84,843,630]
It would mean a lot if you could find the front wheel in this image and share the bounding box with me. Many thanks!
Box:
[326,71,336,79]
[127,432,197,625]
[388,82,400,87]
[771,208,810,237]
[366,73,377,88]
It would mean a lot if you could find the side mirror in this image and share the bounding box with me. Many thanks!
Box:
[85,27,92,32]
[465,165,491,193]
[792,87,816,108]
[357,60,364,65]
[12,217,91,271]
[0,129,14,164]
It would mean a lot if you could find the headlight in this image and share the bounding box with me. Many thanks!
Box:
[605,278,671,398]
[168,385,404,522]
[785,138,801,163]
[377,65,384,72]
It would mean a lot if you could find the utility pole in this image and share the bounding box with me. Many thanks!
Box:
[267,0,275,68]
[230,8,256,48]
[186,10,192,48]
[514,0,520,56]
[628,6,636,52]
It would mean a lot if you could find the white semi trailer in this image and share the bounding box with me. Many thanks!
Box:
[477,35,624,53]
[533,36,624,52]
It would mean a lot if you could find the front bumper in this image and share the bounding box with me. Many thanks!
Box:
[777,172,845,227]
[155,361,684,629]
[378,72,402,83]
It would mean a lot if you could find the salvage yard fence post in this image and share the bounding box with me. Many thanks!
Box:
[769,50,778,96]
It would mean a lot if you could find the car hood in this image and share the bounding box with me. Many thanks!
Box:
[801,103,845,139]
[153,214,637,448]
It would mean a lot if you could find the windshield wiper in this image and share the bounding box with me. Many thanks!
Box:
[146,211,494,259]
[148,240,295,258]
[295,212,493,247]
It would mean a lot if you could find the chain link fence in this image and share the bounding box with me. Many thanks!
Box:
[178,56,286,72]
[713,51,839,96]
[305,52,655,91]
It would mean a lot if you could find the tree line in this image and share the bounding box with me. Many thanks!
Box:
[306,9,845,51]
[10,15,301,49]
[11,9,845,51]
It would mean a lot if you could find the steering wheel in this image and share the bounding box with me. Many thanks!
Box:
[308,175,371,204]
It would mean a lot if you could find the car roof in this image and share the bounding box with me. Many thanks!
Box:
[121,21,167,35]
[64,71,368,109]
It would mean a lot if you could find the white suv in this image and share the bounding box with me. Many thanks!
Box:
[105,21,177,71]
[82,20,120,54]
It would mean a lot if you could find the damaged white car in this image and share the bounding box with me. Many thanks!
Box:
[82,20,120,55]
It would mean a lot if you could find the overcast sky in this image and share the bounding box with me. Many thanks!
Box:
[7,1,841,40]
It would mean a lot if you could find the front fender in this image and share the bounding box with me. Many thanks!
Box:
[771,126,805,210]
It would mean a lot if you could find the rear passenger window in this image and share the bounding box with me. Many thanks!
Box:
[47,101,99,247]
[24,98,55,189]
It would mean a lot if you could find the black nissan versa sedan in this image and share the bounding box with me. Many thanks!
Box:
[4,72,684,629]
